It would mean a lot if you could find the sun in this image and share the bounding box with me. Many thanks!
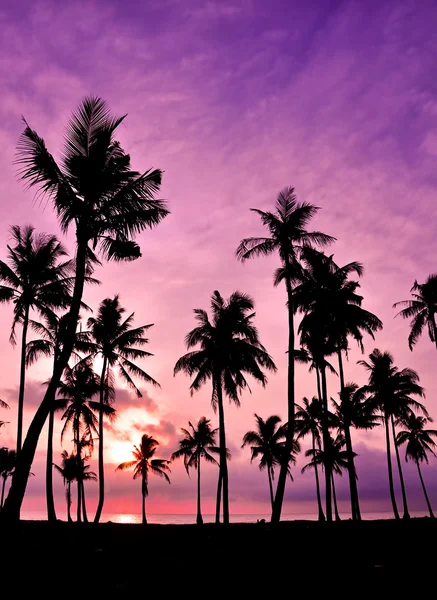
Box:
[109,440,135,465]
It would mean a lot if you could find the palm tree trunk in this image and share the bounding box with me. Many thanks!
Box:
[3,236,88,521]
[215,468,222,524]
[391,416,410,519]
[76,481,81,523]
[337,351,361,521]
[320,364,332,522]
[197,454,203,525]
[81,481,88,523]
[416,459,434,518]
[272,265,295,523]
[46,405,56,522]
[267,466,274,512]
[216,376,229,524]
[142,476,147,525]
[313,434,325,521]
[74,414,81,523]
[331,473,341,521]
[384,414,400,519]
[316,366,322,404]
[67,482,72,522]
[94,356,108,523]
[1,475,6,509]
[16,306,29,456]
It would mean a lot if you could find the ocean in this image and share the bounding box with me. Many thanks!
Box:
[19,510,431,524]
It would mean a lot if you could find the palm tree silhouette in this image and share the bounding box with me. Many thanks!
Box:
[78,295,159,523]
[236,187,334,523]
[0,448,16,511]
[171,417,220,525]
[116,434,170,525]
[54,450,76,522]
[57,361,115,522]
[242,414,295,511]
[303,433,350,522]
[174,290,276,524]
[0,225,73,456]
[394,275,437,350]
[396,414,437,518]
[294,250,382,520]
[295,397,325,521]
[359,349,426,519]
[5,97,168,520]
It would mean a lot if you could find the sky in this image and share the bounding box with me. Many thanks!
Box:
[1,0,437,519]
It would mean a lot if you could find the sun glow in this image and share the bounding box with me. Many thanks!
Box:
[110,440,135,466]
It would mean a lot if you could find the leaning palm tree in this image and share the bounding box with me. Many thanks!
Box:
[394,274,437,351]
[77,295,159,523]
[54,450,78,522]
[174,290,276,524]
[295,397,325,521]
[0,225,74,455]
[171,417,220,525]
[242,414,295,511]
[396,414,437,518]
[116,434,170,525]
[4,96,168,520]
[236,187,334,523]
[0,448,16,510]
[359,349,426,519]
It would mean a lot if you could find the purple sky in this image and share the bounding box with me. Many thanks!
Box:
[1,0,437,518]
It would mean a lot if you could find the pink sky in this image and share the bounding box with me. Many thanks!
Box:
[1,0,437,519]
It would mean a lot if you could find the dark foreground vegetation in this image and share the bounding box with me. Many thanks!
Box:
[1,518,435,594]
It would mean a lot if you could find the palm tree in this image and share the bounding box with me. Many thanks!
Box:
[171,417,220,525]
[5,96,168,520]
[57,361,115,522]
[302,433,351,522]
[174,290,276,524]
[359,349,426,519]
[0,448,16,510]
[394,274,437,350]
[78,295,159,523]
[236,187,334,523]
[242,414,294,511]
[0,225,73,456]
[295,397,325,521]
[54,450,91,522]
[396,414,437,518]
[294,250,382,520]
[116,434,170,524]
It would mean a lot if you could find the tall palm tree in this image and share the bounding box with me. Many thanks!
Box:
[242,414,295,511]
[4,96,168,520]
[116,434,170,525]
[0,225,73,455]
[396,414,437,518]
[302,433,350,522]
[236,187,334,523]
[78,295,159,523]
[171,417,220,525]
[57,361,115,522]
[359,349,426,519]
[294,250,382,520]
[295,397,325,521]
[0,448,16,510]
[394,274,437,350]
[174,290,276,524]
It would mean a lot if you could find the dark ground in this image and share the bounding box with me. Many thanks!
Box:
[1,518,434,596]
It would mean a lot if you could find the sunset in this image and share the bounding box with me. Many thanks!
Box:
[1,0,437,593]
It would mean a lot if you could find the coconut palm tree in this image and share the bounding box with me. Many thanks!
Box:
[0,448,16,510]
[57,361,115,522]
[242,414,295,511]
[295,397,325,521]
[394,274,437,350]
[396,414,437,518]
[116,434,170,524]
[54,450,81,522]
[77,295,159,523]
[171,417,220,525]
[359,349,426,519]
[294,250,382,520]
[303,433,350,522]
[0,225,74,456]
[4,96,168,520]
[236,187,334,523]
[174,290,276,524]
